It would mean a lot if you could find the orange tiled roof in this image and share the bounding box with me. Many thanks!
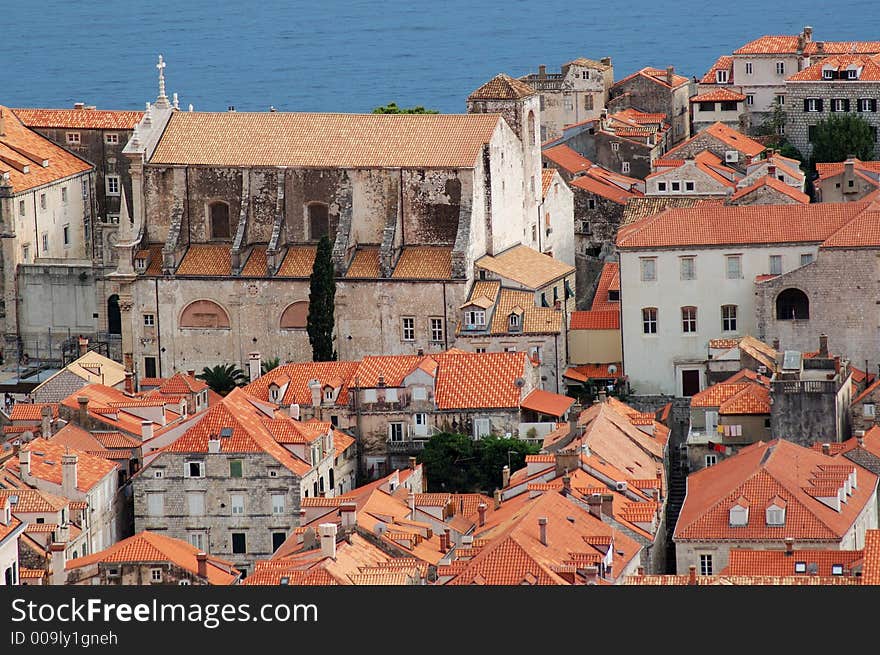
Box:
[520,389,575,418]
[541,169,557,199]
[468,74,536,100]
[9,438,117,492]
[789,54,880,81]
[730,175,810,204]
[816,159,880,181]
[821,201,880,248]
[0,106,92,194]
[240,245,268,277]
[276,245,317,277]
[709,338,740,350]
[864,530,880,584]
[434,351,528,410]
[700,56,734,85]
[154,372,208,396]
[391,247,452,279]
[353,354,425,388]
[617,201,866,249]
[175,245,232,276]
[13,107,143,130]
[733,35,801,55]
[724,548,862,577]
[244,360,360,406]
[542,145,593,175]
[345,246,381,278]
[614,67,689,90]
[591,262,620,311]
[690,88,746,102]
[571,174,642,205]
[150,112,501,169]
[65,531,238,584]
[140,244,164,276]
[675,440,878,542]
[0,488,68,513]
[570,310,619,330]
[562,363,624,382]
[487,288,562,335]
[476,245,574,289]
[9,403,58,422]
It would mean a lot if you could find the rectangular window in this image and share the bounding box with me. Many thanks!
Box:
[800,253,814,266]
[188,532,206,550]
[143,314,155,327]
[671,181,681,192]
[271,494,285,515]
[700,554,713,576]
[146,493,164,516]
[151,569,162,582]
[415,412,427,426]
[657,181,667,192]
[229,460,243,478]
[698,102,715,112]
[272,532,286,552]
[62,225,70,246]
[40,194,47,210]
[363,388,377,403]
[66,132,81,145]
[722,305,737,332]
[430,317,444,343]
[640,257,657,282]
[401,317,415,341]
[187,492,205,516]
[621,161,630,174]
[776,95,785,106]
[775,62,785,75]
[745,62,753,75]
[105,175,120,196]
[563,96,573,111]
[104,133,119,145]
[769,255,782,275]
[610,141,620,152]
[680,256,696,280]
[746,95,754,106]
[847,69,858,80]
[61,187,68,202]
[21,245,29,263]
[684,181,695,192]
[642,308,658,334]
[705,454,718,468]
[864,403,876,417]
[41,233,48,254]
[186,461,204,478]
[231,533,246,554]
[584,95,593,110]
[18,200,25,217]
[586,198,597,210]
[385,387,398,402]
[726,255,742,279]
[388,422,404,442]
[412,386,427,401]
[831,99,849,113]
[681,307,697,333]
[231,494,244,515]
[805,98,822,112]
[144,356,157,379]
[716,70,729,83]
[475,347,487,353]
[858,98,878,112]
[465,310,486,327]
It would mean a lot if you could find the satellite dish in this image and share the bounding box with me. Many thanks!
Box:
[607,364,618,375]
[514,377,525,388]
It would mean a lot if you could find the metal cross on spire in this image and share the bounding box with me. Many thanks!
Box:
[155,54,170,108]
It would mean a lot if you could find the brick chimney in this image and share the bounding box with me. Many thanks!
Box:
[248,352,262,384]
[141,420,154,442]
[562,475,571,495]
[318,523,337,560]
[583,565,599,584]
[196,552,208,579]
[308,379,321,407]
[688,564,697,585]
[62,453,79,498]
[502,465,510,488]
[666,65,675,86]
[48,544,66,585]
[822,443,831,456]
[408,456,417,470]
[340,502,357,529]
[587,493,602,519]
[477,502,487,527]
[444,528,452,550]
[600,57,612,67]
[538,64,547,78]
[601,493,614,517]
[819,333,828,358]
[40,405,53,438]
[767,164,776,177]
[803,25,813,42]
[784,537,795,556]
[538,517,548,546]
[124,371,134,394]
[76,396,89,423]
[187,369,195,377]
[493,488,502,510]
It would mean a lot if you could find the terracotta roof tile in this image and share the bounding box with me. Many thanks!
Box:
[542,145,593,175]
[175,245,232,276]
[520,389,575,417]
[354,355,425,388]
[240,245,268,277]
[276,246,317,277]
[154,372,208,395]
[591,262,620,311]
[733,35,801,55]
[434,351,528,410]
[613,67,689,90]
[570,310,619,330]
[700,56,734,85]
[562,364,624,382]
[345,246,381,278]
[724,548,862,577]
[141,245,165,276]
[391,247,452,279]
[821,202,880,248]
[789,54,880,81]
[244,360,360,406]
[487,288,562,335]
[9,403,58,422]
[864,530,880,584]
[541,169,557,199]
[804,41,880,55]
[690,88,746,103]
[0,488,68,513]
[8,437,117,492]
[816,159,880,181]
[13,108,143,130]
[476,245,573,289]
[150,112,500,169]
[468,74,536,100]
[730,175,810,203]
[571,174,642,205]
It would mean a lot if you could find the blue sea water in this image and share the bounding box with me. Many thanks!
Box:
[3,1,880,113]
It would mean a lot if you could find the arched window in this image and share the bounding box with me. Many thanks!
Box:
[179,299,230,329]
[329,468,335,491]
[776,288,809,320]
[527,111,536,146]
[280,301,309,329]
[209,201,230,239]
[308,203,329,241]
[107,294,121,335]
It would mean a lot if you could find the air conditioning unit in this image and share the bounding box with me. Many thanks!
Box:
[615,481,628,492]
[724,150,739,163]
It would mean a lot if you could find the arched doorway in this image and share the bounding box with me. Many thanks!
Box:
[107,295,121,335]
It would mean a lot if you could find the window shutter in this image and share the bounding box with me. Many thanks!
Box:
[843,99,850,112]
[873,99,878,112]
[817,99,824,112]
[857,99,864,112]
[803,99,809,112]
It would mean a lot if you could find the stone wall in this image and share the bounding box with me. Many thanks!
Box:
[572,187,625,257]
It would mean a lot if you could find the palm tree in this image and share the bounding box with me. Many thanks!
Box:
[196,363,247,396]
[261,356,281,375]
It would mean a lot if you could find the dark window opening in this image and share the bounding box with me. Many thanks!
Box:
[308,203,329,241]
[776,288,810,320]
[272,532,286,552]
[231,533,246,554]
[107,294,121,335]
[144,356,157,378]
[210,202,230,239]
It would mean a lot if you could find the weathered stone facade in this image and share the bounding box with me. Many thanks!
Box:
[609,69,691,144]
[572,187,625,257]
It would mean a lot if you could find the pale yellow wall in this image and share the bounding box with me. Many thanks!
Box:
[568,328,621,365]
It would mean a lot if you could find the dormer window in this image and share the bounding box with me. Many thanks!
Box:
[269,385,280,402]
[324,388,335,402]
[465,310,486,328]
[508,313,521,332]
[729,501,749,527]
[716,70,729,84]
[822,68,834,80]
[847,68,859,80]
[766,503,786,526]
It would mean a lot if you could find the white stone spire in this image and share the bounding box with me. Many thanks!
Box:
[172,92,179,110]
[155,54,170,109]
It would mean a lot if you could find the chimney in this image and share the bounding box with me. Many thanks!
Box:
[598,388,607,403]
[688,565,697,585]
[587,493,603,519]
[493,488,502,510]
[196,552,208,579]
[444,528,452,550]
[666,65,675,86]
[803,25,813,42]
[0,108,5,138]
[538,517,548,546]
[56,523,70,544]
[318,523,337,559]
[124,371,134,394]
[141,420,154,442]
[187,369,195,377]
[340,502,357,529]
[308,379,321,407]
[822,443,831,456]
[772,338,780,351]
[407,492,416,517]
[767,164,776,177]
[377,374,385,388]
[73,102,85,110]
[408,456,417,470]
[208,435,221,454]
[248,352,262,383]
[19,449,32,483]
[48,545,66,585]
[583,565,599,584]
[538,64,547,78]
[438,531,447,551]
[857,430,866,447]
[62,453,79,498]
[78,336,89,357]
[637,565,645,576]
[416,347,424,357]
[502,465,510,488]
[819,333,828,358]
[76,396,89,423]
[601,493,614,517]
[600,57,612,67]
[784,537,795,556]
[477,502,487,527]
[562,475,571,495]
[40,405,53,438]
[817,41,825,53]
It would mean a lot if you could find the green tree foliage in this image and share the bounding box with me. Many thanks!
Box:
[261,356,281,375]
[307,235,337,361]
[372,102,439,114]
[810,113,875,164]
[418,433,541,493]
[754,99,805,164]
[196,364,247,396]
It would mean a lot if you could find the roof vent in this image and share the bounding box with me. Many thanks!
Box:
[514,377,525,388]
[219,427,233,438]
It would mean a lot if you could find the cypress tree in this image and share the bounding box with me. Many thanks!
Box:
[307,235,337,361]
